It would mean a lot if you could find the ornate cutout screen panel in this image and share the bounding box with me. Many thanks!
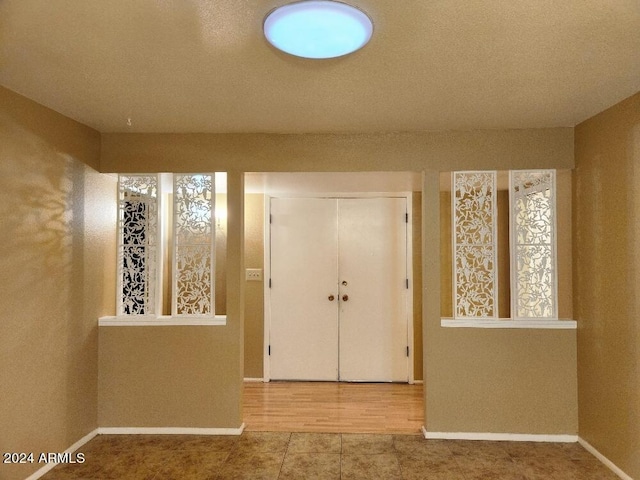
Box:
[510,170,557,319]
[452,171,498,318]
[117,175,159,315]
[172,174,215,316]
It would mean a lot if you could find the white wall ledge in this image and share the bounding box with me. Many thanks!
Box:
[99,315,227,327]
[441,318,576,329]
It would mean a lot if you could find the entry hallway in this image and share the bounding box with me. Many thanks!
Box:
[243,381,424,434]
[41,382,618,479]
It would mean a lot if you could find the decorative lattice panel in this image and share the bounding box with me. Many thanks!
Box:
[173,174,215,316]
[510,170,557,319]
[118,175,158,315]
[453,171,498,318]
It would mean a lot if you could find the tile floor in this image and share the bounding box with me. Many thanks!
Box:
[41,432,619,480]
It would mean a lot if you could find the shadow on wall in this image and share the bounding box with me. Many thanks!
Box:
[0,116,111,478]
[0,123,77,326]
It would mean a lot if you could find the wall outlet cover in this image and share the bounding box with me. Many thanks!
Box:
[246,268,263,281]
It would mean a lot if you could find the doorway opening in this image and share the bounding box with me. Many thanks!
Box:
[243,171,424,433]
[243,172,423,383]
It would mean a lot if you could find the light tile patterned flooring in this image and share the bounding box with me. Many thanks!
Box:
[42,432,619,479]
[41,383,618,479]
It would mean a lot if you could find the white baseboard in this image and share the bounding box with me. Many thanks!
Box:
[578,437,634,480]
[25,429,99,480]
[243,377,265,382]
[97,424,246,436]
[422,427,577,443]
[23,424,246,480]
[412,380,424,385]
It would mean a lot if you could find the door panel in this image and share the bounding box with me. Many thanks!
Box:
[269,198,339,380]
[338,198,408,381]
[269,196,408,382]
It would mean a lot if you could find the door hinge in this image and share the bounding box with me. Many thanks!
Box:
[406,278,409,289]
[406,346,410,357]
[269,278,272,288]
[268,345,271,356]
[405,213,408,223]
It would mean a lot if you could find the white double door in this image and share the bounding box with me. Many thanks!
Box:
[269,196,409,382]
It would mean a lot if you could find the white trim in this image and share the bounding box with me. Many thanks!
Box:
[243,377,265,382]
[422,428,578,443]
[412,380,424,385]
[259,191,416,199]
[25,424,246,479]
[452,171,499,319]
[172,173,217,317]
[509,169,559,320]
[578,437,634,480]
[263,194,272,382]
[97,425,245,436]
[99,315,227,326]
[25,429,99,480]
[405,192,415,383]
[116,174,161,316]
[441,318,577,329]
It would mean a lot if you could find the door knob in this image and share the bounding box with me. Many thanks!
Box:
[342,294,349,302]
[328,295,335,301]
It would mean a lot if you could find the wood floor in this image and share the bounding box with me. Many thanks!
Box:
[243,381,424,435]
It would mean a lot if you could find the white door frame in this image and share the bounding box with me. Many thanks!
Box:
[263,192,415,383]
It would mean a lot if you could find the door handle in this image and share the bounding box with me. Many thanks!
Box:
[328,295,335,301]
[342,294,349,302]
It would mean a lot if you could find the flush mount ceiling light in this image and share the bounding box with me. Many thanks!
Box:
[263,1,373,59]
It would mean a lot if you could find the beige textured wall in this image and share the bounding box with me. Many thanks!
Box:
[98,172,245,429]
[99,128,575,435]
[0,83,582,465]
[425,328,577,434]
[424,172,578,435]
[215,193,228,315]
[574,92,640,479]
[100,129,574,173]
[244,194,265,379]
[98,327,243,428]
[412,193,423,380]
[0,86,113,480]
[496,191,512,318]
[556,170,574,319]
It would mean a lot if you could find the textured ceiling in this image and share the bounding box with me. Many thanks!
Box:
[1,0,639,133]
